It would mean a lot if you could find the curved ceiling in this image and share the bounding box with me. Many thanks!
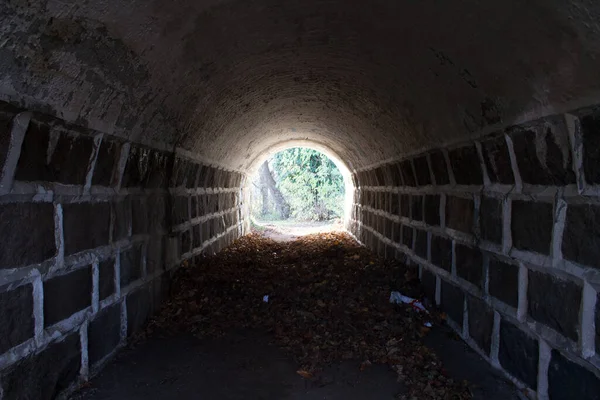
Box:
[2,0,600,171]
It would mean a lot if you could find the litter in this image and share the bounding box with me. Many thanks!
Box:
[263,295,269,303]
[389,291,429,314]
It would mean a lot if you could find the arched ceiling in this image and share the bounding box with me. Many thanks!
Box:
[2,0,600,171]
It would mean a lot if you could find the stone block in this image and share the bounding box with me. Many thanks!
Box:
[120,244,143,288]
[511,200,553,255]
[400,160,416,186]
[126,285,152,336]
[146,235,165,274]
[0,202,56,268]
[111,198,131,241]
[415,229,428,259]
[181,229,191,254]
[480,196,502,244]
[172,196,189,225]
[44,266,92,326]
[510,123,575,185]
[424,194,440,226]
[441,280,464,325]
[121,145,151,188]
[597,293,600,354]
[131,196,149,235]
[92,138,121,187]
[562,204,600,268]
[446,196,474,234]
[480,135,514,184]
[191,195,198,219]
[411,195,423,221]
[193,223,202,248]
[148,194,167,234]
[63,202,110,256]
[185,163,199,189]
[402,225,413,249]
[580,111,600,184]
[388,163,403,186]
[88,303,121,365]
[413,155,431,186]
[548,350,600,400]
[421,269,437,303]
[0,333,81,400]
[468,295,494,354]
[99,258,115,301]
[488,258,518,308]
[144,150,171,189]
[390,193,400,215]
[499,319,538,389]
[400,194,410,218]
[0,284,34,354]
[455,244,483,288]
[430,235,452,272]
[448,145,483,185]
[0,102,21,173]
[527,270,581,341]
[429,150,450,185]
[384,218,393,240]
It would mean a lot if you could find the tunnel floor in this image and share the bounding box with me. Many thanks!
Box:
[70,233,519,400]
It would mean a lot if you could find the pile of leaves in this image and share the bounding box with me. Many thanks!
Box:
[144,232,471,399]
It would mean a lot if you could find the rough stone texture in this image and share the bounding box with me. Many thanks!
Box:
[580,110,600,185]
[88,304,121,365]
[0,284,34,354]
[468,295,494,354]
[499,319,538,390]
[413,155,431,186]
[131,197,149,235]
[480,196,502,244]
[562,204,600,268]
[401,225,413,249]
[0,333,81,400]
[120,244,143,288]
[448,145,483,185]
[111,198,131,242]
[446,196,474,234]
[430,235,452,272]
[147,235,165,275]
[527,270,581,341]
[400,160,416,187]
[480,135,514,184]
[92,138,121,187]
[0,202,56,268]
[441,280,464,326]
[421,269,436,303]
[63,202,111,256]
[423,194,440,226]
[0,101,21,171]
[511,200,553,255]
[414,228,428,259]
[429,150,450,185]
[488,258,519,308]
[99,258,115,301]
[455,244,483,288]
[411,195,423,221]
[44,266,92,326]
[399,194,410,218]
[548,350,600,400]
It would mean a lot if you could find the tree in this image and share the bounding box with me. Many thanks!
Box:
[259,161,290,219]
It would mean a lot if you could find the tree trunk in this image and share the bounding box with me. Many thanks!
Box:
[259,161,290,219]
[259,165,269,216]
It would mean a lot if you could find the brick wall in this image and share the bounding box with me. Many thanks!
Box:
[0,101,246,400]
[349,106,600,399]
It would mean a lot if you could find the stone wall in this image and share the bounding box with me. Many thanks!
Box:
[0,101,246,400]
[349,105,600,399]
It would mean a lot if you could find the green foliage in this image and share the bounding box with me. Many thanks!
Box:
[270,148,344,221]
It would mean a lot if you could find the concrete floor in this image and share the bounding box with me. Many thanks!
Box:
[71,328,519,400]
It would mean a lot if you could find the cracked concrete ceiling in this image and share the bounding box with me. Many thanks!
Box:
[2,0,600,171]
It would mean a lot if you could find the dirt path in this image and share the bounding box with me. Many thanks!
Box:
[71,233,518,400]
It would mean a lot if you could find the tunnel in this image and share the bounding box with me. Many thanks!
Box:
[1,0,600,398]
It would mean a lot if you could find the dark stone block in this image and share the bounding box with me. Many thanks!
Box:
[181,229,192,254]
[392,222,401,243]
[193,223,202,248]
[185,163,200,189]
[374,166,385,186]
[126,286,152,336]
[120,244,143,288]
[562,204,600,268]
[480,135,514,184]
[415,229,428,259]
[0,102,21,173]
[402,225,413,249]
[455,244,483,288]
[488,258,519,308]
[400,194,410,218]
[0,202,56,268]
[144,151,171,189]
[384,218,393,240]
[448,145,483,185]
[413,155,431,186]
[430,235,452,272]
[147,235,165,274]
[421,269,437,303]
[480,196,503,244]
[121,145,151,188]
[15,120,94,185]
[131,197,149,235]
[98,258,115,301]
[400,160,416,187]
[191,196,198,219]
[511,200,553,255]
[390,194,400,215]
[510,124,575,185]
[411,195,423,221]
[172,196,190,225]
[92,138,121,187]
[549,350,600,400]
[148,194,167,233]
[429,150,450,185]
[44,266,92,326]
[597,293,600,353]
[0,333,81,400]
[111,198,131,241]
[388,163,403,186]
[527,270,581,341]
[468,296,494,354]
[424,195,440,226]
[203,166,215,187]
[580,111,600,184]
[446,196,474,234]
[63,202,110,255]
[441,280,464,325]
[499,319,538,389]
[88,304,121,365]
[0,284,34,354]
